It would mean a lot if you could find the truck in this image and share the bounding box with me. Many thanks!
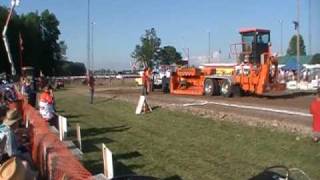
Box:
[170,28,286,97]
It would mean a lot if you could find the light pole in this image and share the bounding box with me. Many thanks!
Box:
[91,21,96,71]
[308,0,312,55]
[2,0,20,76]
[87,0,91,73]
[208,31,211,63]
[296,0,300,84]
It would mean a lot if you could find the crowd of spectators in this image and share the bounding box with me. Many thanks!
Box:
[0,76,37,179]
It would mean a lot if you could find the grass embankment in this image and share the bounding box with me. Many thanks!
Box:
[55,87,320,180]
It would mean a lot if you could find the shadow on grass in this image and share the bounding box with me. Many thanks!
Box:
[95,96,118,104]
[83,153,144,176]
[114,151,142,160]
[82,137,115,153]
[55,109,65,113]
[64,114,87,119]
[162,175,183,180]
[151,106,161,111]
[81,125,130,137]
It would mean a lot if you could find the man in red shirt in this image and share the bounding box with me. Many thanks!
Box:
[310,88,320,142]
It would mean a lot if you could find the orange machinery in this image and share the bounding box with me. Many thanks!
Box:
[170,28,286,97]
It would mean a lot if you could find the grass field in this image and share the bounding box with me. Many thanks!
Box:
[55,87,320,180]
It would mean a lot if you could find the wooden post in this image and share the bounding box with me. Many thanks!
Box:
[76,123,82,151]
[58,115,68,141]
[59,116,63,141]
[25,113,29,128]
[102,143,113,179]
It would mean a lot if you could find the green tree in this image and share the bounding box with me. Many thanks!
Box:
[20,11,43,73]
[39,9,61,75]
[310,53,320,64]
[158,46,182,65]
[131,28,161,68]
[286,34,306,56]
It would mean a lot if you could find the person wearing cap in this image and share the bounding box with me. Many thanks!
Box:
[38,85,55,121]
[310,88,320,142]
[0,109,21,158]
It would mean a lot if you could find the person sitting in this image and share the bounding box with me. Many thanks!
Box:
[0,109,31,164]
[38,85,56,126]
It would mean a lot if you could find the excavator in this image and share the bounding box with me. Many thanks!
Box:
[170,28,286,97]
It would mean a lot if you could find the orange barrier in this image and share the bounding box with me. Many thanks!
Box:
[11,98,93,180]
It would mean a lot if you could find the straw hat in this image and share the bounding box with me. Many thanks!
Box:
[0,157,37,180]
[2,109,21,127]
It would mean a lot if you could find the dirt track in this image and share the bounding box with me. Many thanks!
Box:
[90,85,314,136]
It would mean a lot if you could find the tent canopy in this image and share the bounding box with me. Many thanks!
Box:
[281,58,304,71]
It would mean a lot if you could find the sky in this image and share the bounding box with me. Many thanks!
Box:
[1,0,319,70]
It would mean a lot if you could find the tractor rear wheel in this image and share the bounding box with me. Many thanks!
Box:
[204,79,219,96]
[221,80,233,97]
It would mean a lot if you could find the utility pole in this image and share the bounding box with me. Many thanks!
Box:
[208,31,211,63]
[91,21,95,71]
[87,0,91,73]
[279,20,283,56]
[308,0,312,55]
[296,0,300,84]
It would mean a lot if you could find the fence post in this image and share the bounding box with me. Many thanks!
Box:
[102,143,113,179]
[76,123,82,151]
[58,115,68,141]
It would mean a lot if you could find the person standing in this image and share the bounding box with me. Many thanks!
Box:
[310,88,320,142]
[87,72,95,104]
[38,85,56,127]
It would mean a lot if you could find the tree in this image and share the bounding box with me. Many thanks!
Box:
[131,28,161,68]
[310,53,320,64]
[158,46,182,65]
[39,10,61,75]
[286,34,306,56]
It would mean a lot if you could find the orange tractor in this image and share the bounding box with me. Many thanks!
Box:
[170,28,285,97]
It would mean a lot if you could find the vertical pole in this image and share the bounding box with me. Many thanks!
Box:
[2,3,16,76]
[91,22,95,71]
[296,0,300,84]
[208,31,211,63]
[280,20,283,56]
[308,0,312,55]
[76,123,82,151]
[87,0,91,72]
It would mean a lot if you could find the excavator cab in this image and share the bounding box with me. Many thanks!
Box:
[239,28,270,64]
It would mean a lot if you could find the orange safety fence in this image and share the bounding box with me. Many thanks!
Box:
[10,96,92,180]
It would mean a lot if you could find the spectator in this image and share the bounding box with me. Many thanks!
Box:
[21,79,36,107]
[0,109,22,159]
[0,156,37,180]
[310,88,320,142]
[38,85,55,125]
